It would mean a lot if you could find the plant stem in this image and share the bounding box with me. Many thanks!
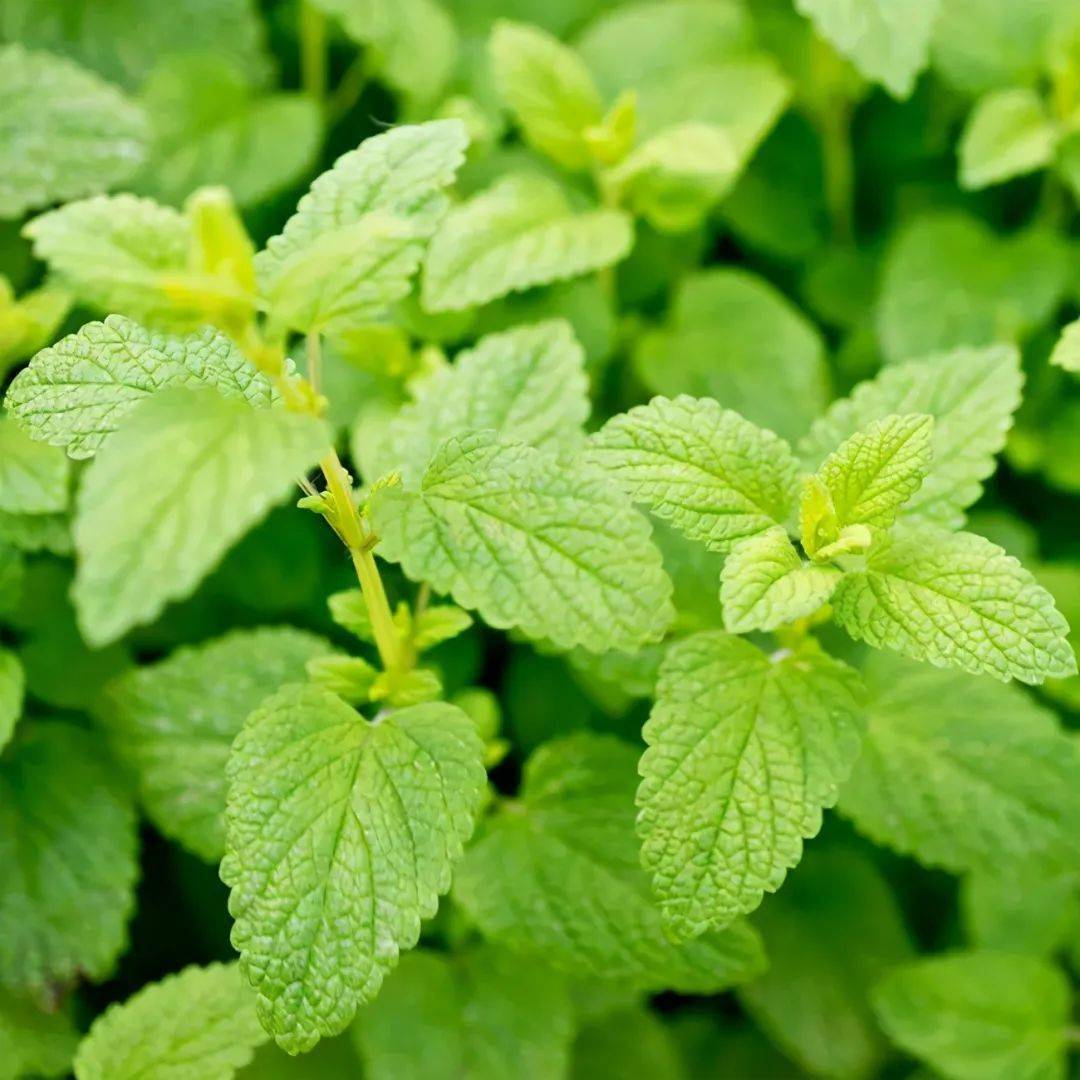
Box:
[329,52,370,123]
[299,2,327,104]
[821,97,855,245]
[305,330,322,395]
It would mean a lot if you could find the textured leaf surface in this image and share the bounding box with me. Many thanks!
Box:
[959,88,1056,190]
[422,173,633,312]
[872,952,1069,1080]
[838,653,1080,873]
[353,947,574,1080]
[588,395,801,552]
[720,527,840,633]
[0,415,69,513]
[831,525,1075,684]
[638,632,864,938]
[739,848,913,1080]
[370,431,673,653]
[73,963,267,1080]
[6,315,276,459]
[102,627,332,861]
[73,389,329,645]
[222,686,486,1052]
[0,989,78,1080]
[799,343,1022,528]
[453,734,767,992]
[0,44,147,217]
[379,319,588,482]
[0,723,137,998]
[0,649,23,755]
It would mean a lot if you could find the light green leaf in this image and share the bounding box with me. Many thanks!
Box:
[101,627,333,861]
[739,847,914,1080]
[1049,316,1080,374]
[587,395,801,552]
[222,685,486,1053]
[816,413,934,530]
[353,947,574,1080]
[490,20,603,170]
[369,431,673,654]
[5,315,277,459]
[0,415,69,513]
[453,733,767,991]
[872,952,1070,1080]
[378,319,588,482]
[0,45,147,218]
[0,649,23,755]
[638,632,864,939]
[0,511,70,556]
[73,963,268,1080]
[799,344,1023,528]
[256,120,468,335]
[0,722,138,999]
[720,527,841,633]
[421,173,633,312]
[962,867,1080,958]
[837,653,1080,873]
[795,0,941,98]
[73,388,330,646]
[959,88,1058,190]
[0,989,78,1080]
[832,524,1075,684]
[0,280,72,377]
[632,269,829,445]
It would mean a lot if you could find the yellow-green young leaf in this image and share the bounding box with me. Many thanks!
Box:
[73,389,330,646]
[959,88,1057,190]
[421,173,633,312]
[872,952,1070,1080]
[816,413,934,530]
[221,685,486,1053]
[412,605,473,650]
[256,120,468,335]
[799,344,1023,528]
[638,632,864,939]
[490,20,603,170]
[0,45,147,218]
[0,649,23,754]
[832,525,1075,684]
[738,848,914,1080]
[378,319,589,482]
[0,415,69,514]
[795,0,940,98]
[0,280,72,376]
[587,395,801,552]
[23,195,192,328]
[0,722,138,999]
[73,963,268,1080]
[101,627,333,862]
[453,734,767,992]
[720,527,841,633]
[837,653,1080,873]
[352,947,575,1080]
[369,431,673,654]
[0,989,79,1080]
[1049,317,1080,374]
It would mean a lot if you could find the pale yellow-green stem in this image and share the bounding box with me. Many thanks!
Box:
[299,3,328,104]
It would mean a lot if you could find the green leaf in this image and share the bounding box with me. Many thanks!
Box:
[0,280,72,377]
[453,733,767,991]
[255,120,468,335]
[0,722,138,999]
[638,632,864,938]
[0,989,78,1080]
[1049,316,1080,374]
[421,173,633,312]
[73,962,268,1080]
[572,1006,683,1080]
[0,45,147,218]
[631,269,829,445]
[221,686,486,1053]
[490,20,603,170]
[378,319,588,482]
[587,395,801,552]
[720,527,841,633]
[815,413,934,530]
[831,524,1076,684]
[101,627,333,861]
[738,847,914,1080]
[353,946,574,1080]
[369,431,673,654]
[795,0,941,98]
[0,414,69,513]
[872,952,1070,1080]
[0,511,70,556]
[73,388,330,646]
[962,867,1080,958]
[799,344,1023,528]
[959,88,1058,190]
[5,315,278,459]
[0,649,23,755]
[23,195,191,328]
[837,653,1080,873]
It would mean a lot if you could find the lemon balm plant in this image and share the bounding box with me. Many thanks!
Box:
[1,2,1080,1078]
